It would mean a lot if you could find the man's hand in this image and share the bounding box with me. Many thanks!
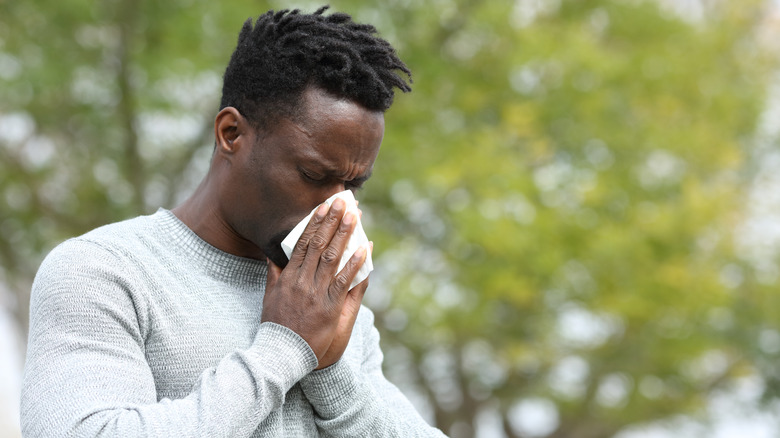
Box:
[316,247,371,369]
[262,198,369,369]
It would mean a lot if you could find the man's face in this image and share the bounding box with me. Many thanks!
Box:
[224,87,385,267]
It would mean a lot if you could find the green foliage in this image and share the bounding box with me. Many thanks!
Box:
[1,0,778,437]
[359,0,779,436]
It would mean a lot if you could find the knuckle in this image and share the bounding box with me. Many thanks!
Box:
[332,272,351,292]
[310,211,325,225]
[324,211,341,226]
[291,276,309,295]
[336,222,352,236]
[294,237,309,253]
[320,248,340,265]
[308,234,329,251]
[344,256,360,272]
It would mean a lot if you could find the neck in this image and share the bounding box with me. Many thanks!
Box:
[172,172,264,260]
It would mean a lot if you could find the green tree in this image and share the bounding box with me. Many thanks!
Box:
[0,0,271,332]
[1,0,778,437]
[361,0,779,436]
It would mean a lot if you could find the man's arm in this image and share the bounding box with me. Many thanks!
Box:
[22,198,367,437]
[299,306,449,437]
[20,239,317,437]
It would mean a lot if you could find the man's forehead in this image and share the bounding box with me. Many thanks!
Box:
[298,87,384,126]
[296,144,375,177]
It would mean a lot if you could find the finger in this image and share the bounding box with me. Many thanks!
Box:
[288,202,329,268]
[341,260,370,324]
[343,280,368,323]
[301,198,347,273]
[312,210,357,286]
[348,273,369,300]
[349,245,371,297]
[328,245,367,301]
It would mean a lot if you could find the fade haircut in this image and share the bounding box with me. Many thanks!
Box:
[220,6,412,130]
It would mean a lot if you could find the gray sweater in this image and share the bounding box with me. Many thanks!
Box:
[21,209,446,437]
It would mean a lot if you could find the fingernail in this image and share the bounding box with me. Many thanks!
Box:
[315,203,329,217]
[343,212,354,225]
[332,198,345,210]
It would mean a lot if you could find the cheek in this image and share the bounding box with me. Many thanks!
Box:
[255,189,306,237]
[246,166,328,240]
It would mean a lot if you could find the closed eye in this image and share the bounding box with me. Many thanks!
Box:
[346,173,371,191]
[345,179,365,191]
[300,169,325,184]
[299,166,370,191]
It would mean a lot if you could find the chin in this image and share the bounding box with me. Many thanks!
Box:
[263,232,291,269]
[266,250,289,269]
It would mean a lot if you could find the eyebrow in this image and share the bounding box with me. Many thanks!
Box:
[300,162,374,186]
[313,161,373,183]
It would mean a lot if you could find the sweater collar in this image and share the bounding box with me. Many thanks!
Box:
[152,208,268,284]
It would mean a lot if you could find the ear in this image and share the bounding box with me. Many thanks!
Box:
[214,107,247,156]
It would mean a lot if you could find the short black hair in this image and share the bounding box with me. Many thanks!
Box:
[220,6,412,130]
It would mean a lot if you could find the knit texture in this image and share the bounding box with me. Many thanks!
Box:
[21,209,446,437]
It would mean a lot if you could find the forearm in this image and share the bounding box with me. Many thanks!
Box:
[22,322,317,437]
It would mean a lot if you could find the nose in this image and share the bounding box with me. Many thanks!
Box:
[307,184,347,212]
[324,182,347,199]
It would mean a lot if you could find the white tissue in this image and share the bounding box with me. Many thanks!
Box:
[280,190,373,289]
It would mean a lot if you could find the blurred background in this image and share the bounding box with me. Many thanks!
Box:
[2,0,780,437]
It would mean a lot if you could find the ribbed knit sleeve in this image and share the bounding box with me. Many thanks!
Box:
[21,239,318,437]
[299,307,447,437]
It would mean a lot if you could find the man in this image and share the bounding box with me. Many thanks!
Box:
[21,7,447,437]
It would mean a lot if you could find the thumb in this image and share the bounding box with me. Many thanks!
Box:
[266,258,282,290]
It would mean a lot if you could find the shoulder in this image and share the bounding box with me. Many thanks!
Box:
[75,212,160,254]
[32,213,163,306]
[38,212,161,272]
